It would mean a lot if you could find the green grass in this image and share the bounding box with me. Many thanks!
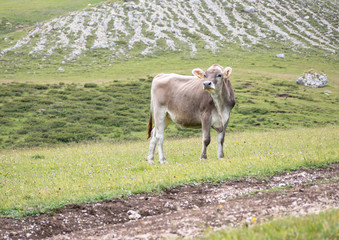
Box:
[0,79,153,148]
[0,126,338,217]
[202,209,339,240]
[0,0,107,35]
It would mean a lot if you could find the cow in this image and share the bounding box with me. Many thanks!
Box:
[146,64,235,164]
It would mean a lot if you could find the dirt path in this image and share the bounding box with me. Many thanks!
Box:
[1,164,338,240]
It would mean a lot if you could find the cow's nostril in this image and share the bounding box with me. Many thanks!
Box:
[208,82,211,85]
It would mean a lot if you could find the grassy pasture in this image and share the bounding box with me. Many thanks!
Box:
[202,208,339,240]
[0,1,338,238]
[0,126,338,217]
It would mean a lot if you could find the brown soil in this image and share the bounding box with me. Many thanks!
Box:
[1,164,338,240]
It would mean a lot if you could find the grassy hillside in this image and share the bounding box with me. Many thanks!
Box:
[0,0,106,35]
[0,52,338,149]
[0,126,338,216]
[1,0,338,82]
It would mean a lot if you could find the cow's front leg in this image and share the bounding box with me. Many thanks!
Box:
[217,119,229,159]
[217,130,225,159]
[200,118,211,160]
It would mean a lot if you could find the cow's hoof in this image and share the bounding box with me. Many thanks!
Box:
[218,157,225,160]
[199,157,207,161]
[160,159,168,164]
[147,157,154,164]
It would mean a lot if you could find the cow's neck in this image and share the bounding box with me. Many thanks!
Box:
[210,84,229,127]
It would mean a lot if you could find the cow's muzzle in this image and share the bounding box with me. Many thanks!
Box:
[203,81,215,90]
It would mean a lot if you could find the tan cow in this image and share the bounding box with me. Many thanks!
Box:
[147,64,235,164]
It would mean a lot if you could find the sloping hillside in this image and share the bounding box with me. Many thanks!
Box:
[0,0,105,35]
[0,0,338,149]
[1,0,338,63]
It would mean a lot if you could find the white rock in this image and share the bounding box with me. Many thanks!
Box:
[276,53,285,58]
[58,67,65,72]
[296,71,328,88]
[127,210,141,220]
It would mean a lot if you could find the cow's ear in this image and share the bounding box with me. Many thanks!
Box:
[224,67,232,77]
[192,68,205,79]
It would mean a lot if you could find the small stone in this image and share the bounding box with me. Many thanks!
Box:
[58,67,65,72]
[127,210,141,220]
[243,6,256,13]
[324,90,331,96]
[276,53,285,58]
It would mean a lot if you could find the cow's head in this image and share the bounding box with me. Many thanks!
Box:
[192,64,232,94]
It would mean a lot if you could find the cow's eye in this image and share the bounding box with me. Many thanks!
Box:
[204,73,207,78]
[217,73,222,78]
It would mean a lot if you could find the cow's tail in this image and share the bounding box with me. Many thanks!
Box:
[147,111,153,139]
[147,100,153,139]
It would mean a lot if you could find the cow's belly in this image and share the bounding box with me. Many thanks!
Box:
[167,110,202,129]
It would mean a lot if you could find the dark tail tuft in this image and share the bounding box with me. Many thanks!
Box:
[147,112,153,139]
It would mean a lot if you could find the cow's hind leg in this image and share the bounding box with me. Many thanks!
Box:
[149,107,170,164]
[147,128,157,164]
[155,112,170,164]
